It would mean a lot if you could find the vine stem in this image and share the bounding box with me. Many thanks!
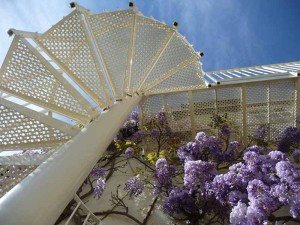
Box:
[132,156,155,171]
[94,210,142,225]
[142,196,158,225]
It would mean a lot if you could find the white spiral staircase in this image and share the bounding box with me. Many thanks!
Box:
[0,2,205,225]
[0,2,299,225]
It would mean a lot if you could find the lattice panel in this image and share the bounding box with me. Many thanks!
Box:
[140,95,164,124]
[270,123,292,140]
[38,11,108,104]
[165,93,191,132]
[141,94,192,153]
[269,81,296,123]
[269,81,296,139]
[88,10,133,36]
[216,87,242,140]
[146,61,205,94]
[193,89,216,130]
[141,79,297,143]
[129,16,172,90]
[0,104,70,149]
[0,38,90,120]
[0,147,59,165]
[143,33,199,86]
[246,84,269,126]
[0,165,36,198]
[140,95,164,153]
[88,11,134,97]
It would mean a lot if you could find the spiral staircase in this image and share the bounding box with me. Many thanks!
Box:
[0,2,299,225]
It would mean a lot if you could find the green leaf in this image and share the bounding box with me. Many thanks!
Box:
[147,152,158,165]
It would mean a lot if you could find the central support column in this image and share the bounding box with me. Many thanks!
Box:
[0,95,142,225]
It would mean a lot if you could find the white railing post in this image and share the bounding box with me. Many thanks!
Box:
[0,94,141,225]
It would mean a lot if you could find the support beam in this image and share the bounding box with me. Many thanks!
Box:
[143,56,195,92]
[124,13,137,93]
[80,10,119,98]
[0,97,79,136]
[35,39,108,108]
[137,32,175,91]
[20,38,95,118]
[0,94,142,225]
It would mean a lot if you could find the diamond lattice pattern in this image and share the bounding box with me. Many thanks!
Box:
[0,37,90,122]
[37,11,108,106]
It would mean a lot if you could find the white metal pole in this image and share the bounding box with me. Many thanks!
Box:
[0,94,142,225]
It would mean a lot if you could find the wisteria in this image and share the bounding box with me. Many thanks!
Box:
[131,130,144,143]
[124,175,144,198]
[293,149,300,163]
[253,124,268,140]
[184,160,217,194]
[89,111,300,225]
[94,178,105,199]
[153,158,174,195]
[90,167,106,177]
[125,147,134,158]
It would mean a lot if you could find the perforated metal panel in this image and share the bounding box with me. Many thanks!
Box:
[145,34,197,84]
[246,84,269,130]
[86,9,205,97]
[269,80,296,139]
[0,147,59,165]
[141,79,297,143]
[37,11,108,105]
[0,104,70,150]
[165,93,191,132]
[193,89,216,131]
[88,10,133,36]
[141,95,165,124]
[217,87,243,140]
[0,37,90,122]
[129,16,172,90]
[146,61,205,94]
[88,10,134,97]
[0,165,36,198]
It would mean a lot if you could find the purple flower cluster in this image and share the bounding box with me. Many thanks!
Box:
[293,149,300,163]
[120,112,140,139]
[94,178,105,199]
[129,111,139,122]
[153,158,174,195]
[184,160,217,195]
[275,161,300,184]
[125,147,134,158]
[105,111,300,223]
[225,141,240,162]
[220,124,231,139]
[90,167,106,177]
[124,175,144,198]
[151,128,160,139]
[163,187,198,216]
[177,141,201,163]
[157,112,167,125]
[253,124,268,140]
[178,131,236,164]
[211,149,300,222]
[278,126,300,153]
[131,130,144,143]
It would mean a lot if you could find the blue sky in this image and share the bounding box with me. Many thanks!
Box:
[0,0,299,72]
